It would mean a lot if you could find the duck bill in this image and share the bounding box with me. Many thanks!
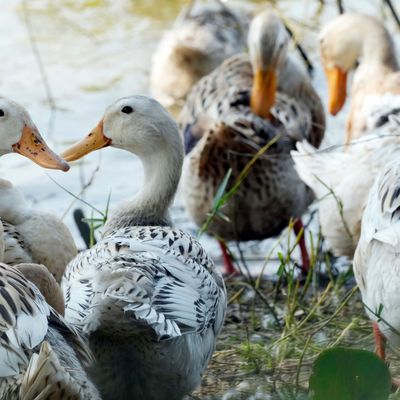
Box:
[250,68,277,119]
[61,120,111,162]
[325,67,347,116]
[12,125,69,172]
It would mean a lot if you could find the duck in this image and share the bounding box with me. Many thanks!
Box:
[60,95,227,400]
[291,117,400,258]
[178,10,325,274]
[353,157,400,365]
[0,180,77,283]
[150,0,248,107]
[319,12,400,144]
[0,97,77,283]
[0,262,101,399]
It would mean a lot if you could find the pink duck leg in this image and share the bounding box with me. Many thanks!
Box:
[293,219,310,275]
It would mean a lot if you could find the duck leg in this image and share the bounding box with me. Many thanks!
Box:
[218,240,237,276]
[373,322,400,388]
[293,219,310,275]
[373,321,386,360]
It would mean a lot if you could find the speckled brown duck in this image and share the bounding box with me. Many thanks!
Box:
[150,0,249,107]
[179,10,325,274]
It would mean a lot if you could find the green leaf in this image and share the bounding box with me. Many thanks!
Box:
[215,210,230,223]
[376,304,384,320]
[104,190,112,222]
[309,347,391,400]
[212,168,232,211]
[82,218,105,223]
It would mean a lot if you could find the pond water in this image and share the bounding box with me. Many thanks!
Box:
[0,0,398,272]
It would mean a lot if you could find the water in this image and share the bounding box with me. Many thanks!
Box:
[0,0,398,271]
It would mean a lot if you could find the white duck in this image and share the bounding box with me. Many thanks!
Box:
[354,158,400,363]
[150,0,248,107]
[60,96,227,400]
[319,12,400,143]
[292,118,400,258]
[0,97,77,283]
[0,262,101,399]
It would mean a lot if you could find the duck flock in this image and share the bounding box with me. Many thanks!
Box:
[0,1,400,399]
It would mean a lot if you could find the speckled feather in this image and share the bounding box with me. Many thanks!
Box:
[179,54,324,240]
[1,221,33,265]
[0,264,99,399]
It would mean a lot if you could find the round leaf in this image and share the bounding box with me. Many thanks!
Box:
[309,347,391,400]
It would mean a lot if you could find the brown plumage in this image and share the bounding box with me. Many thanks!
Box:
[179,11,325,243]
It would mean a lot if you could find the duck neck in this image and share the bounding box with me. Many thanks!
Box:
[104,145,183,235]
[0,178,29,225]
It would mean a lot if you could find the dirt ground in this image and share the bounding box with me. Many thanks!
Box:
[187,271,400,400]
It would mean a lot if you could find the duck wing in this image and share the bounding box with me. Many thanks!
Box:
[63,226,227,341]
[1,222,33,265]
[0,264,49,377]
[353,159,400,337]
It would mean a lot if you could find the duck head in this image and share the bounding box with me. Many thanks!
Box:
[61,95,183,162]
[248,11,289,119]
[61,96,184,229]
[319,14,363,115]
[0,97,69,171]
[319,13,394,116]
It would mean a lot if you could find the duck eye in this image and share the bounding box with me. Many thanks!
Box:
[121,106,133,114]
[0,110,4,117]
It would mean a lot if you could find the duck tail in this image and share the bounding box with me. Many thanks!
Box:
[20,341,80,400]
[366,160,400,248]
[291,140,332,198]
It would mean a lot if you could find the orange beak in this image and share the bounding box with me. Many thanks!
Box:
[325,66,347,116]
[12,125,69,171]
[250,68,277,119]
[61,120,111,162]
